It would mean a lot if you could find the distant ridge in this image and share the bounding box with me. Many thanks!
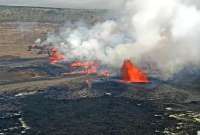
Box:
[0,5,108,23]
[0,5,108,11]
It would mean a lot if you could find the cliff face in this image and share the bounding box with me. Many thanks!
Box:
[0,22,58,57]
[0,6,107,23]
[0,6,108,57]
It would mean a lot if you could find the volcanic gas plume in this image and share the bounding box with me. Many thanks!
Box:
[39,0,200,79]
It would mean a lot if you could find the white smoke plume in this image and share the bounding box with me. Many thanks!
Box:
[41,0,200,79]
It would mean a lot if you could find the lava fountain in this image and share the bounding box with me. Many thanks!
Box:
[121,59,149,83]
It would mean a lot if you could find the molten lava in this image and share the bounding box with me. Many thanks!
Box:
[70,61,99,75]
[49,48,65,64]
[71,61,98,68]
[99,70,110,77]
[121,59,149,83]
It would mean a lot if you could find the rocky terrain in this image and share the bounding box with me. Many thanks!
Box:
[0,56,199,135]
[0,22,58,57]
[0,6,199,135]
[0,6,107,23]
[0,6,107,57]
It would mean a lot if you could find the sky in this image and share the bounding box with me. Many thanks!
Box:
[0,0,124,9]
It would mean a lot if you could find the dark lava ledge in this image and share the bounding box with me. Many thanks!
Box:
[0,57,199,135]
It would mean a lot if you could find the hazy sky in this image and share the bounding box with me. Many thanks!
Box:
[0,0,124,9]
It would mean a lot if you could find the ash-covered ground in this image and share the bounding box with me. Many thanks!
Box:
[0,6,199,135]
[0,56,199,135]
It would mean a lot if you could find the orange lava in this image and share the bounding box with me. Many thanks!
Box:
[49,48,65,64]
[71,61,99,75]
[121,59,149,83]
[99,70,110,77]
[71,61,98,68]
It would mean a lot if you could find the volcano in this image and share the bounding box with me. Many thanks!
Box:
[121,59,149,83]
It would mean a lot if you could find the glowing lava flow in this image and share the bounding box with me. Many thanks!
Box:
[70,61,99,75]
[49,48,65,64]
[99,70,110,77]
[71,61,98,68]
[121,59,149,83]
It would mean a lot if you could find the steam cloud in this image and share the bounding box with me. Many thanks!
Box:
[41,0,200,79]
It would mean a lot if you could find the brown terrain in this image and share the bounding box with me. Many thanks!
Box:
[0,5,107,58]
[0,22,57,57]
[0,6,199,135]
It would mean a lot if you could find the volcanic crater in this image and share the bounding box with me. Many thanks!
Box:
[0,6,199,135]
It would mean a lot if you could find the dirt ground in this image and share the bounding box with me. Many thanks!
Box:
[0,22,58,58]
